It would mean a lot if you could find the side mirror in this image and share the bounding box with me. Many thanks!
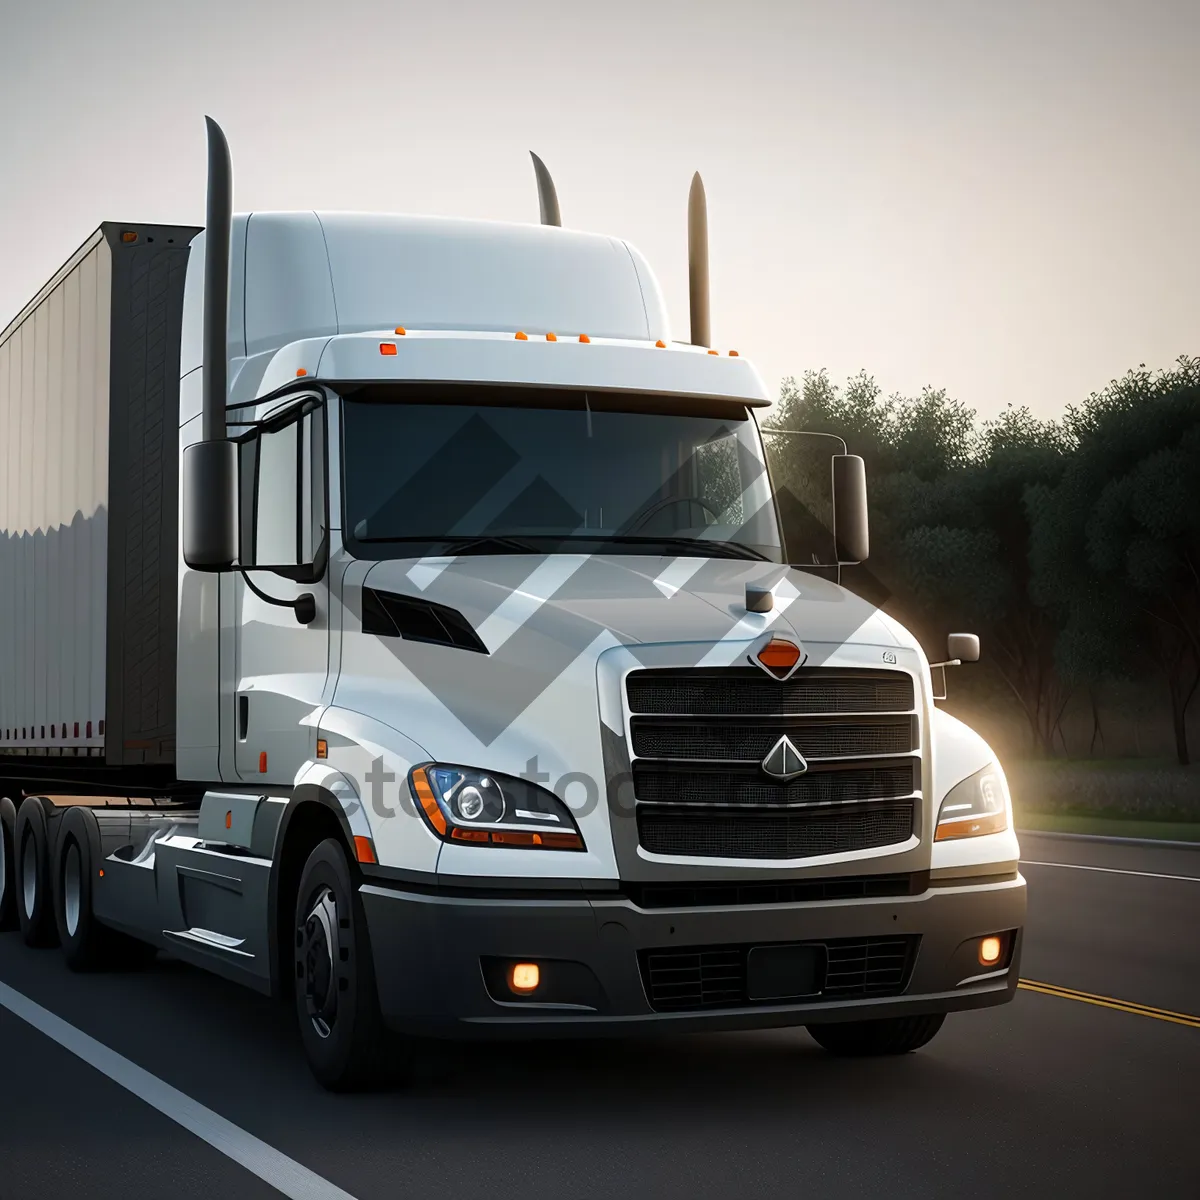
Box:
[832,454,869,564]
[948,632,980,663]
[182,439,238,571]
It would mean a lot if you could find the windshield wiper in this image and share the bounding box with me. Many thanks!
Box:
[560,534,772,561]
[354,533,543,555]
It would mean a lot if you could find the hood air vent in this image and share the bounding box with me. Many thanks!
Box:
[361,588,488,654]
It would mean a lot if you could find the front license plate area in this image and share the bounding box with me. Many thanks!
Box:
[746,943,825,1001]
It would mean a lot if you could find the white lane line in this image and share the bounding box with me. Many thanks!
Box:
[0,981,359,1200]
[1020,860,1200,883]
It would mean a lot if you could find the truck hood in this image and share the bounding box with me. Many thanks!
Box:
[342,553,914,755]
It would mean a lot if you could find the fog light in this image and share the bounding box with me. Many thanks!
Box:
[509,963,540,994]
[979,935,1003,966]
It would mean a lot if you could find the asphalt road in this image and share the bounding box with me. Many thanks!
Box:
[1,832,1197,1200]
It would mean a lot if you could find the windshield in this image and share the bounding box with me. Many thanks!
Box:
[341,387,783,561]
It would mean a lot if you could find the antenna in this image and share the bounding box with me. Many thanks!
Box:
[530,152,562,227]
[202,116,232,444]
[688,172,710,348]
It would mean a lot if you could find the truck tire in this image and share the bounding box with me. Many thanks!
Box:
[806,1013,946,1056]
[52,807,148,971]
[15,797,58,948]
[0,797,19,932]
[292,837,409,1092]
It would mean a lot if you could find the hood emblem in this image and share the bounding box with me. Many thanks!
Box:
[761,734,808,780]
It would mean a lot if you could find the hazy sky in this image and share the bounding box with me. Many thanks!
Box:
[2,0,1197,422]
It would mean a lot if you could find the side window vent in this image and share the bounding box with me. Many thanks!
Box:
[361,588,489,655]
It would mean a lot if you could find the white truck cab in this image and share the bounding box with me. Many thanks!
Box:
[0,119,1024,1091]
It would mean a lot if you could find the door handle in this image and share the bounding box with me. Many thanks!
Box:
[238,695,249,740]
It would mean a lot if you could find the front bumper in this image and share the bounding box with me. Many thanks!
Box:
[360,872,1026,1038]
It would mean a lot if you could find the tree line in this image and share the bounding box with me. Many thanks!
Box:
[764,355,1200,764]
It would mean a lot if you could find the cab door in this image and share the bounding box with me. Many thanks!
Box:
[232,398,330,784]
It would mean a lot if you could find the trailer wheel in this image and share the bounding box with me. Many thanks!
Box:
[15,798,58,948]
[0,797,19,932]
[292,837,410,1091]
[806,1013,946,1056]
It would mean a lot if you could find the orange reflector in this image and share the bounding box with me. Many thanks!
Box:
[353,836,377,865]
[579,334,591,343]
[979,935,1003,966]
[655,340,666,348]
[295,368,307,377]
[546,332,557,342]
[316,738,328,759]
[934,811,1008,841]
[411,768,447,835]
[121,230,138,243]
[515,331,528,340]
[225,810,232,830]
[394,326,407,335]
[258,751,267,773]
[509,963,540,994]
[380,343,397,355]
[757,637,802,677]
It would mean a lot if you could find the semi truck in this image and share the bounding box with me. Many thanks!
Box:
[0,118,1025,1090]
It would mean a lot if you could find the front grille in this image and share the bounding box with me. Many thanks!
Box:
[640,935,918,1012]
[631,762,916,808]
[631,717,915,762]
[638,803,915,859]
[625,665,920,860]
[626,669,915,716]
[625,872,925,909]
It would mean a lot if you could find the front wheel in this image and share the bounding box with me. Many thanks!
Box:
[806,1013,946,1056]
[292,838,411,1092]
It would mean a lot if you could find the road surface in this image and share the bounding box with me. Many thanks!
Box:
[1,831,1196,1200]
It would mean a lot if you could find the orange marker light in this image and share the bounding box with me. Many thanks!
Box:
[509,963,540,994]
[295,368,308,377]
[316,738,328,759]
[98,869,105,878]
[121,231,138,244]
[579,334,591,343]
[353,836,377,865]
[225,810,232,830]
[379,343,397,355]
[394,326,407,335]
[546,332,557,342]
[757,636,802,677]
[729,350,739,357]
[258,751,268,773]
[655,340,666,348]
[411,767,447,835]
[515,331,528,340]
[708,349,719,355]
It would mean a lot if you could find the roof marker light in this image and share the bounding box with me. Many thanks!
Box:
[655,340,666,349]
[121,231,138,244]
[708,349,719,356]
[380,343,397,356]
[394,326,407,335]
[546,332,557,342]
[515,331,528,340]
[729,350,739,357]
[579,334,591,343]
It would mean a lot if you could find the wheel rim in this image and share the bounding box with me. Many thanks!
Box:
[299,885,340,1039]
[64,842,82,937]
[22,835,37,919]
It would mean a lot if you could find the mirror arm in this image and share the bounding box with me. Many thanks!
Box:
[929,658,962,670]
[238,567,316,625]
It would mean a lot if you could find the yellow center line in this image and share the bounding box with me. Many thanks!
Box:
[1018,979,1200,1029]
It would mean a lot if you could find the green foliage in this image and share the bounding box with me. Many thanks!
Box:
[767,357,1200,761]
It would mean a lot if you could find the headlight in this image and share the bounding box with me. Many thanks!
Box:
[934,763,1010,841]
[410,764,586,851]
